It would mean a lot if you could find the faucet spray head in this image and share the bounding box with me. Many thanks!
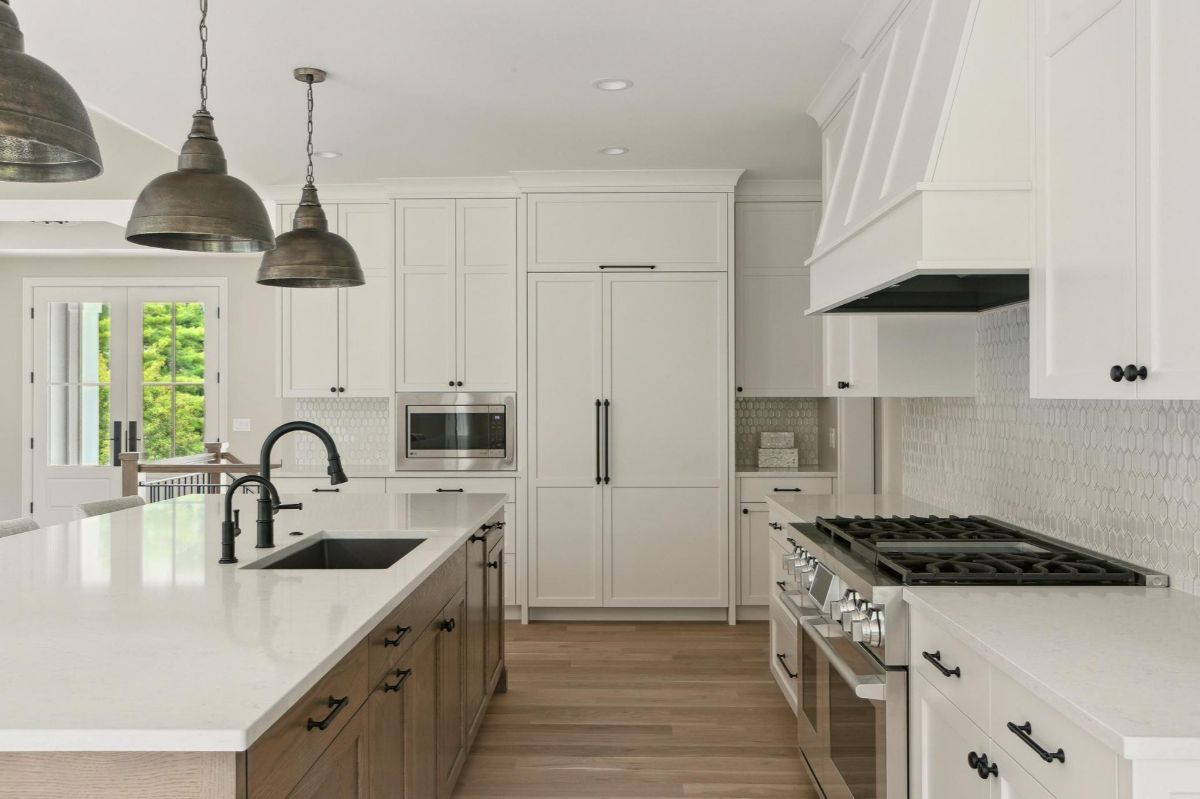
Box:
[328,455,349,485]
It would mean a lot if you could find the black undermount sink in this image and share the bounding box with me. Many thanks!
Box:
[252,538,425,570]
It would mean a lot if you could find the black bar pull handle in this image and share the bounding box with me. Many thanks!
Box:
[775,581,788,592]
[775,653,798,679]
[769,522,783,531]
[603,400,611,484]
[1007,721,1065,763]
[383,625,412,647]
[598,264,656,270]
[111,420,123,467]
[311,487,341,493]
[436,488,465,493]
[594,399,602,485]
[383,669,413,693]
[469,532,487,543]
[126,421,139,453]
[787,537,800,548]
[306,695,349,731]
[773,488,803,493]
[922,650,962,678]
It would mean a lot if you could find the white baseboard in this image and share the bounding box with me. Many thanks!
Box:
[734,605,769,621]
[504,606,522,621]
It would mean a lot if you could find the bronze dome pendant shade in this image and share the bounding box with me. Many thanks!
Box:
[126,0,273,253]
[257,68,364,288]
[0,0,102,182]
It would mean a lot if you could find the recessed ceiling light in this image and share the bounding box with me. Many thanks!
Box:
[593,78,634,91]
[314,151,342,159]
[599,146,629,156]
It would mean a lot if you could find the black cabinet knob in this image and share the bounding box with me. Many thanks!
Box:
[967,752,997,779]
[438,618,456,633]
[1110,365,1124,382]
[736,386,743,393]
[448,381,455,387]
[1124,364,1148,382]
[337,386,345,393]
[837,381,850,390]
[456,381,464,387]
[329,386,337,393]
[487,560,499,569]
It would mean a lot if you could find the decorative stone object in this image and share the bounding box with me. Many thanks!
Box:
[759,448,800,468]
[761,431,795,449]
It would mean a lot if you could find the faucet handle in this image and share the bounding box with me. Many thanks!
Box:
[233,509,241,537]
[275,502,303,513]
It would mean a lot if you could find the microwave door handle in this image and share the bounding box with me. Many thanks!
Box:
[797,614,887,702]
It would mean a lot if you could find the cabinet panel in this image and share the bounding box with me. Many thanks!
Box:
[823,316,878,396]
[435,590,467,799]
[529,486,603,606]
[735,203,821,272]
[739,505,770,606]
[272,477,386,496]
[1031,0,1137,398]
[768,602,799,712]
[367,672,407,799]
[464,534,487,734]
[736,271,822,396]
[396,200,457,391]
[282,287,341,397]
[910,674,991,799]
[485,536,504,688]
[340,204,395,396]
[1137,0,1200,398]
[992,749,1054,799]
[529,193,728,271]
[286,705,368,799]
[457,199,517,391]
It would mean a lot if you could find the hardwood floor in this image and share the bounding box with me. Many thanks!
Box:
[454,621,818,798]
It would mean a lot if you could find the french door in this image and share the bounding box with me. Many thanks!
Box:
[30,285,221,525]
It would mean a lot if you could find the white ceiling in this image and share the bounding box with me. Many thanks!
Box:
[15,0,863,187]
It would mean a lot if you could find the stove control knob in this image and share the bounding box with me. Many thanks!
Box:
[843,597,868,633]
[797,557,816,590]
[863,608,885,647]
[836,590,860,628]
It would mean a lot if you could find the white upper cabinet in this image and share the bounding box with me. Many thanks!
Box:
[396,199,518,392]
[734,202,823,397]
[279,202,395,398]
[1031,0,1200,399]
[528,193,728,272]
[823,315,976,398]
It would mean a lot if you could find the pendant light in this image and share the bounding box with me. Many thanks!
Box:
[257,68,364,288]
[0,0,102,182]
[125,0,274,253]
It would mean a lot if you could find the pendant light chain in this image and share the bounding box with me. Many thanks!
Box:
[198,0,209,111]
[305,75,316,188]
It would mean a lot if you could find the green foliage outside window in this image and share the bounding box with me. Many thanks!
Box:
[142,303,206,461]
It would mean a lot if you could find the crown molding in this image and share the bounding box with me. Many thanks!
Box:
[735,180,822,202]
[0,199,134,226]
[511,169,745,193]
[806,0,908,128]
[267,176,521,202]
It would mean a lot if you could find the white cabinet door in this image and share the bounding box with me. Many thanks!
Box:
[991,748,1054,799]
[823,315,879,396]
[528,274,604,606]
[396,199,457,391]
[910,674,992,799]
[281,203,342,397]
[339,204,394,397]
[603,273,727,606]
[1031,0,1137,399]
[1136,0,1200,399]
[735,202,822,397]
[456,199,517,391]
[738,505,769,606]
[528,193,728,271]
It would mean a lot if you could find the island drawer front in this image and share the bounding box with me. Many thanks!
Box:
[272,477,386,494]
[368,546,466,688]
[910,610,989,730]
[989,666,1117,799]
[739,477,832,503]
[247,639,369,799]
[384,477,516,502]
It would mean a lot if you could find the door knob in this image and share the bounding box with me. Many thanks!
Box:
[837,381,850,390]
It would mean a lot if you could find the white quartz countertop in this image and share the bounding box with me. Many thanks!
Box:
[764,492,950,522]
[0,491,506,753]
[905,585,1200,760]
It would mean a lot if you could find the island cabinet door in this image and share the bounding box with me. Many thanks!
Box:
[485,535,505,690]
[435,588,468,799]
[465,530,488,735]
[368,631,437,799]
[286,705,369,799]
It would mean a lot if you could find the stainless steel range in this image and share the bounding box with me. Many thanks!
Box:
[778,514,1168,799]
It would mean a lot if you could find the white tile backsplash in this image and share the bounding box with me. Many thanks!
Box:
[903,304,1200,594]
[292,398,391,468]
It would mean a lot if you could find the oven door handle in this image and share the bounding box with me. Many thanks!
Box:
[797,613,888,702]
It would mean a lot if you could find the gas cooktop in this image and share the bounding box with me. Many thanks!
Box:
[814,515,1164,586]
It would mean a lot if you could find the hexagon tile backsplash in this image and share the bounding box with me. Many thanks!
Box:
[292,398,390,468]
[903,303,1200,595]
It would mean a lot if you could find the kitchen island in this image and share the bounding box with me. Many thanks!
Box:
[0,490,508,798]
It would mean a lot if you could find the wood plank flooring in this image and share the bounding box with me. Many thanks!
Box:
[453,621,818,798]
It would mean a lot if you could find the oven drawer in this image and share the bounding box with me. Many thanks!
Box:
[769,603,799,712]
[910,610,989,731]
[989,667,1117,799]
[740,476,833,504]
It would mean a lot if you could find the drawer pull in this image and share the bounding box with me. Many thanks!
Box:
[769,522,783,530]
[438,617,456,633]
[481,521,506,531]
[487,560,499,569]
[786,537,800,548]
[436,488,465,493]
[306,695,349,732]
[775,581,788,592]
[922,650,962,678]
[1007,721,1066,764]
[383,669,413,693]
[775,653,798,679]
[773,488,803,493]
[311,487,340,493]
[383,625,412,647]
[967,752,998,779]
[469,531,487,543]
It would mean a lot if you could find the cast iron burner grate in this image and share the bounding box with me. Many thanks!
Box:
[814,515,1142,586]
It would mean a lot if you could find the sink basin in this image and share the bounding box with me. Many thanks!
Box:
[250,538,425,570]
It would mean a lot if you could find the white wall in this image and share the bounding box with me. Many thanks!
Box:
[2,255,284,519]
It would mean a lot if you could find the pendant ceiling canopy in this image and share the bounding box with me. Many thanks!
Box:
[125,0,274,254]
[0,0,102,183]
[257,67,364,288]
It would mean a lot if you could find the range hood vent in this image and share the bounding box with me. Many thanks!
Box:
[806,0,1032,314]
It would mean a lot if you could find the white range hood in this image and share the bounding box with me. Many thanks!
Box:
[806,0,1032,313]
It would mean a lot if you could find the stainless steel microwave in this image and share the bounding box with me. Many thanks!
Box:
[396,392,516,471]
